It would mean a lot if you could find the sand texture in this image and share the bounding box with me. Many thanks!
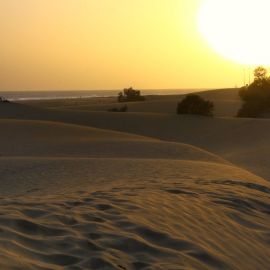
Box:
[1,89,270,269]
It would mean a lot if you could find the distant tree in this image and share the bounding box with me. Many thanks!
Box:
[118,87,145,102]
[118,92,124,102]
[237,66,270,117]
[254,66,267,81]
[177,94,214,116]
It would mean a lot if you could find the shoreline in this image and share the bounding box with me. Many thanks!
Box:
[0,88,206,102]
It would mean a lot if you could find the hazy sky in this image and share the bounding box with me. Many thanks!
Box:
[0,0,246,91]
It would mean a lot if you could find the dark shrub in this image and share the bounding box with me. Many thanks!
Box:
[108,105,128,112]
[237,66,270,117]
[177,94,214,116]
[237,101,263,118]
[0,97,9,103]
[118,87,145,102]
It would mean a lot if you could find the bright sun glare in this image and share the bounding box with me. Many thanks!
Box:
[198,0,270,66]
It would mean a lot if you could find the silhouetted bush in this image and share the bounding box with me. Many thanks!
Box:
[0,96,9,103]
[118,87,145,102]
[237,101,263,117]
[237,66,270,118]
[177,94,214,116]
[108,105,128,112]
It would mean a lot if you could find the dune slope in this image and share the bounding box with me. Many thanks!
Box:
[1,158,270,270]
[0,118,270,269]
[1,102,268,179]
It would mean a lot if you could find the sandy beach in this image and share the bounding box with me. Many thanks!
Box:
[0,89,269,269]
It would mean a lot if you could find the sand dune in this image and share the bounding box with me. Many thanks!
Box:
[57,99,240,117]
[20,88,241,117]
[1,102,268,179]
[0,119,226,164]
[1,153,270,268]
[1,91,270,269]
[1,157,270,269]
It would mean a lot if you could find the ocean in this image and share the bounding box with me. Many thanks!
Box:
[0,89,204,101]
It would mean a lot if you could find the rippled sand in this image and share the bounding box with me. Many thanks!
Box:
[0,99,270,269]
[1,159,270,269]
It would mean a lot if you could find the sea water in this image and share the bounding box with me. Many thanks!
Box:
[0,89,204,101]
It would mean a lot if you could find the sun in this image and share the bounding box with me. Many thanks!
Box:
[198,0,270,66]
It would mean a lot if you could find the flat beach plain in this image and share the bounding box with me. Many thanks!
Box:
[0,89,270,269]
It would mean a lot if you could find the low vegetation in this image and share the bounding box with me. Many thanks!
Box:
[177,94,214,116]
[108,105,128,112]
[0,97,10,103]
[118,87,145,102]
[238,66,270,117]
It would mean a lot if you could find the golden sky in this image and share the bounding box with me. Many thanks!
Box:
[0,0,246,91]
